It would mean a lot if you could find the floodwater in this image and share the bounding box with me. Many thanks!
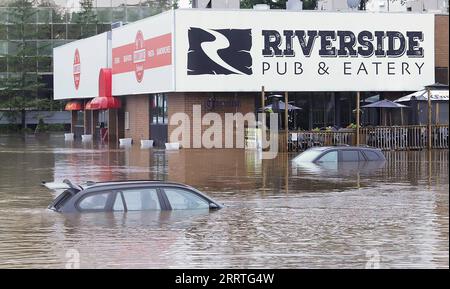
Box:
[0,133,448,269]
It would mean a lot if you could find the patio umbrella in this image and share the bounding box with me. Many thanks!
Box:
[394,89,449,102]
[362,99,408,125]
[260,101,302,111]
[395,85,448,125]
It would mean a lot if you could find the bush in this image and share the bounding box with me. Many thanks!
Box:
[0,124,20,133]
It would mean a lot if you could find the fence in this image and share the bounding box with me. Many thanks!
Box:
[280,125,448,152]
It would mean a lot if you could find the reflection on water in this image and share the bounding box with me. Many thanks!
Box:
[0,133,448,268]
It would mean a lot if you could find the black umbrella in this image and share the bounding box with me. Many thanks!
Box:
[361,99,408,125]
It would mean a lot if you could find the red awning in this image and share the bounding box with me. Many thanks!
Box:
[89,96,121,110]
[85,100,93,110]
[85,67,121,110]
[65,101,84,111]
[98,68,112,98]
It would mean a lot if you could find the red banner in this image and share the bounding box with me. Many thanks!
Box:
[112,33,172,81]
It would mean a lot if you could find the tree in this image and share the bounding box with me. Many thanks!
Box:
[0,0,46,129]
[75,0,98,39]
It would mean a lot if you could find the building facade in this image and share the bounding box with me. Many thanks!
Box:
[53,8,449,148]
[0,0,174,112]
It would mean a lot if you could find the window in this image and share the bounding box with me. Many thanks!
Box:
[52,24,66,40]
[164,188,209,210]
[364,151,380,161]
[317,151,338,162]
[124,111,129,130]
[67,24,81,39]
[120,188,160,211]
[112,7,126,23]
[37,8,51,24]
[113,192,125,211]
[79,192,110,210]
[37,24,51,40]
[150,93,168,124]
[341,150,360,162]
[0,25,6,40]
[293,149,325,163]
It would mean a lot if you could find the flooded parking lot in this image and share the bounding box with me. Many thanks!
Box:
[0,133,448,268]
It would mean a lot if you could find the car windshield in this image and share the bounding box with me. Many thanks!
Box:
[293,149,325,163]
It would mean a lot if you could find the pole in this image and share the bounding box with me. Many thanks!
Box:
[261,86,265,126]
[400,108,404,126]
[284,91,289,152]
[427,87,432,150]
[436,102,440,125]
[356,91,360,146]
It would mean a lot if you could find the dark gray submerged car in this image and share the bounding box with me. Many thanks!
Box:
[293,146,386,163]
[45,180,224,213]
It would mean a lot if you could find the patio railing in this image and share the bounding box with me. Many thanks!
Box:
[279,125,448,152]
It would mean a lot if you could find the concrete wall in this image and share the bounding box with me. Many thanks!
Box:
[0,111,71,125]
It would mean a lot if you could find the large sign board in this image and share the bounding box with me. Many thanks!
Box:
[53,33,108,100]
[174,10,435,92]
[112,10,174,95]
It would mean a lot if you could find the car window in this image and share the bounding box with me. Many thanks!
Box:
[358,151,366,161]
[317,151,337,162]
[120,188,160,211]
[293,149,325,162]
[79,192,110,210]
[113,192,125,211]
[163,188,209,210]
[341,150,360,162]
[364,150,380,161]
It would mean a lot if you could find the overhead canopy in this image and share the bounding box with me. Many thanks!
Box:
[395,89,449,102]
[64,101,84,111]
[89,96,121,110]
[362,99,408,108]
[85,100,93,110]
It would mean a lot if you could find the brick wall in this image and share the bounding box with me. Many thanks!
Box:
[124,94,150,143]
[168,92,257,149]
[435,14,449,84]
[435,15,449,68]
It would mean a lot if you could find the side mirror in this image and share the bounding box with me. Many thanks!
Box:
[209,203,219,209]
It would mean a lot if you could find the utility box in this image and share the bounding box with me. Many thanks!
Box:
[286,0,303,10]
[192,0,240,9]
[212,0,240,9]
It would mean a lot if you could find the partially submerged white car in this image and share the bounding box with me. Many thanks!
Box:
[44,179,223,213]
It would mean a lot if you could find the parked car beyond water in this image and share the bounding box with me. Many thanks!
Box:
[44,180,223,213]
[293,146,386,164]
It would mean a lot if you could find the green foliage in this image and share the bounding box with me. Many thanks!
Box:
[0,0,47,127]
[75,0,98,38]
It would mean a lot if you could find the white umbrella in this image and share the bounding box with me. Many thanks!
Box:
[395,89,449,102]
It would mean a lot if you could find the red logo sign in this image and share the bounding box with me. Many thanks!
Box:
[134,30,145,83]
[73,48,80,90]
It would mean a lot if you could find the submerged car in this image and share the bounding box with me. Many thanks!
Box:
[44,180,223,213]
[293,146,386,164]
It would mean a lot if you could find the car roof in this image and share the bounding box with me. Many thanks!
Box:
[309,146,381,151]
[83,180,194,190]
